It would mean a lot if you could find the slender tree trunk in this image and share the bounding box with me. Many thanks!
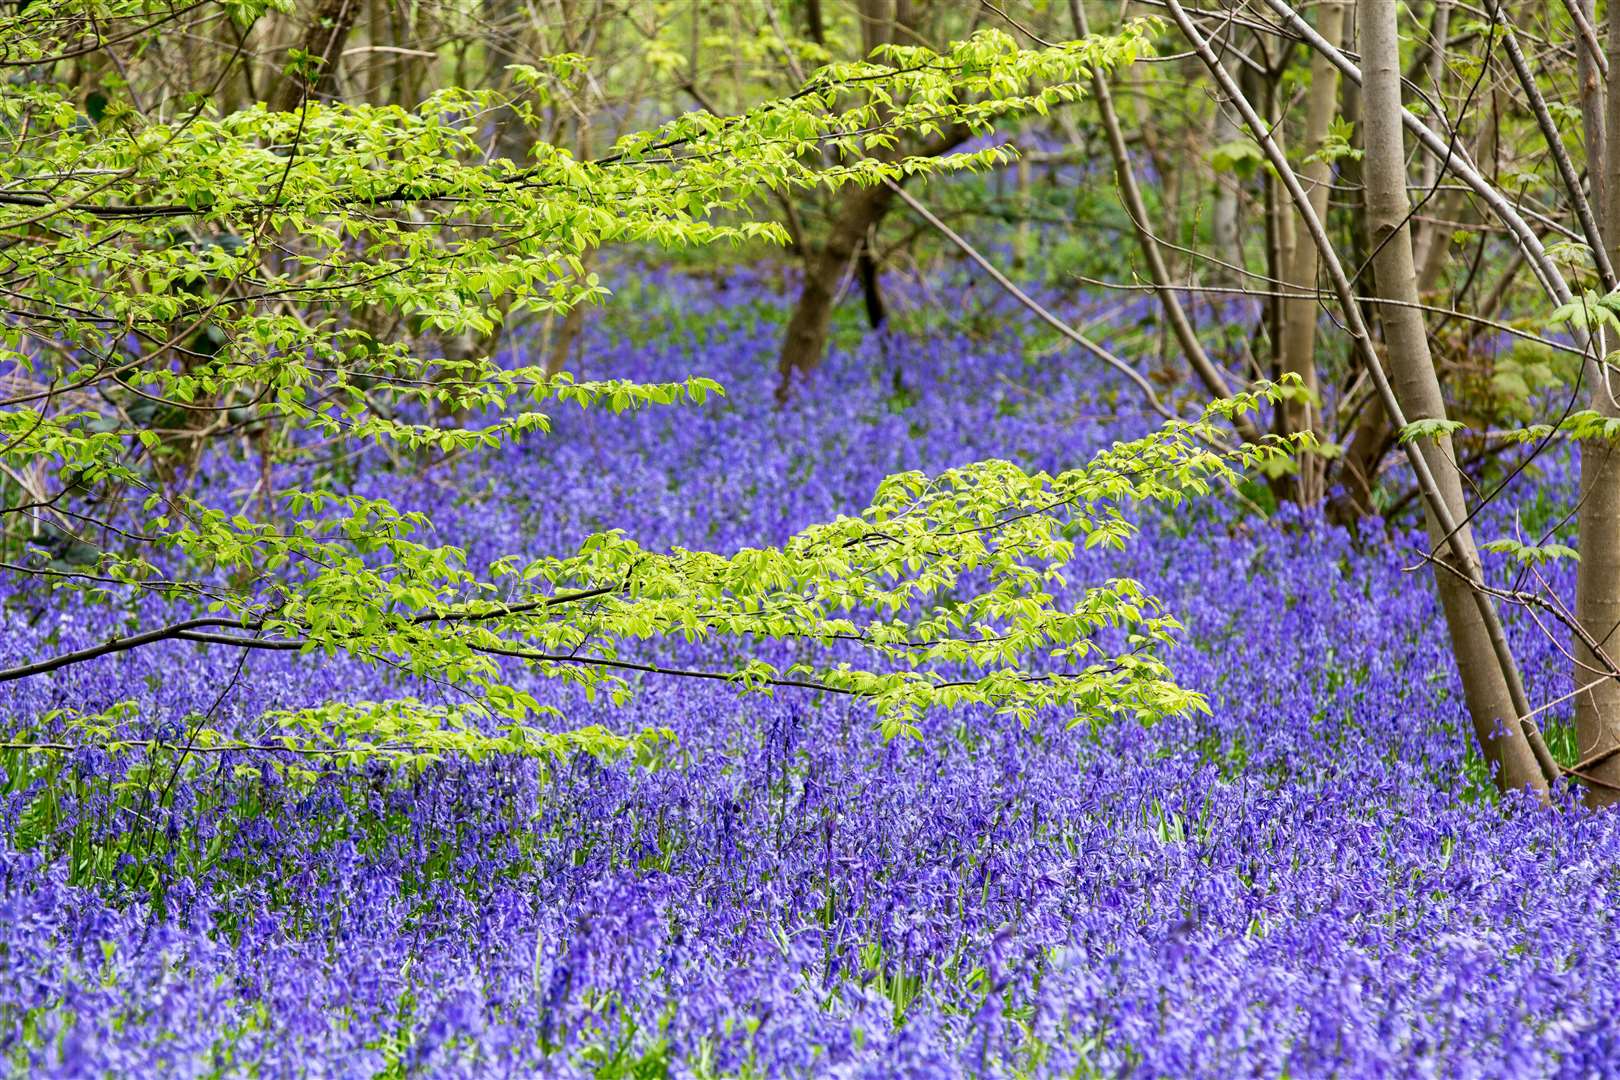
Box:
[546,115,598,376]
[1579,0,1607,226]
[1411,0,1453,276]
[805,0,826,46]
[1573,2,1620,804]
[773,0,918,401]
[1321,6,1482,517]
[1359,0,1546,792]
[1013,153,1032,270]
[857,234,886,330]
[1416,85,1499,299]
[1326,29,1490,525]
[546,253,595,377]
[1329,375,1394,526]
[1326,78,1393,527]
[1256,62,1286,376]
[1209,63,1244,288]
[1174,0,1553,796]
[1277,1,1344,505]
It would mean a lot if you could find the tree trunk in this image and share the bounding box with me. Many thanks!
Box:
[1329,369,1395,527]
[1277,1,1345,505]
[1326,79,1393,527]
[1013,153,1032,270]
[1326,41,1488,526]
[805,0,826,46]
[775,184,896,401]
[269,0,360,112]
[1580,0,1606,226]
[773,0,925,402]
[1256,62,1286,376]
[1574,1,1620,805]
[1410,0,1453,277]
[857,238,886,330]
[1416,83,1498,300]
[1360,0,1545,792]
[1209,41,1245,289]
[545,252,596,377]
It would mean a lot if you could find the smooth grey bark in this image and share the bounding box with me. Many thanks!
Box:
[1355,0,1545,793]
[1208,27,1248,288]
[1276,1,1344,505]
[1258,0,1568,305]
[1574,3,1620,804]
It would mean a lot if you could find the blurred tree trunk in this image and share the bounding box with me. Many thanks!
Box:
[1069,0,1262,444]
[774,0,950,401]
[1251,54,1291,381]
[1414,12,1498,306]
[1325,74,1392,527]
[1574,0,1620,804]
[776,183,898,401]
[1329,368,1394,525]
[1579,0,1607,227]
[545,257,596,376]
[269,0,361,112]
[1410,0,1453,279]
[805,0,826,45]
[1276,1,1344,505]
[1359,0,1545,792]
[1208,35,1247,287]
[1013,154,1032,270]
[857,232,887,331]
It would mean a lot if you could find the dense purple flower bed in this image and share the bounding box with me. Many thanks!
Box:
[2,274,1616,1078]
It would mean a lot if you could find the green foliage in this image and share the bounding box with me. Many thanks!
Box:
[0,3,1295,765]
[1305,116,1362,165]
[1487,341,1581,421]
[1210,139,1266,179]
[1479,538,1579,567]
[1396,418,1468,444]
[1546,288,1620,333]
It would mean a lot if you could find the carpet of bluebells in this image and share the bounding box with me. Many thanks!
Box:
[3,270,1619,1078]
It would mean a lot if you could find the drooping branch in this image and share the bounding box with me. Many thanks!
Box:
[0,587,620,683]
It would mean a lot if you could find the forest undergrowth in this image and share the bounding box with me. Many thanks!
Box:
[1,274,1613,1078]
